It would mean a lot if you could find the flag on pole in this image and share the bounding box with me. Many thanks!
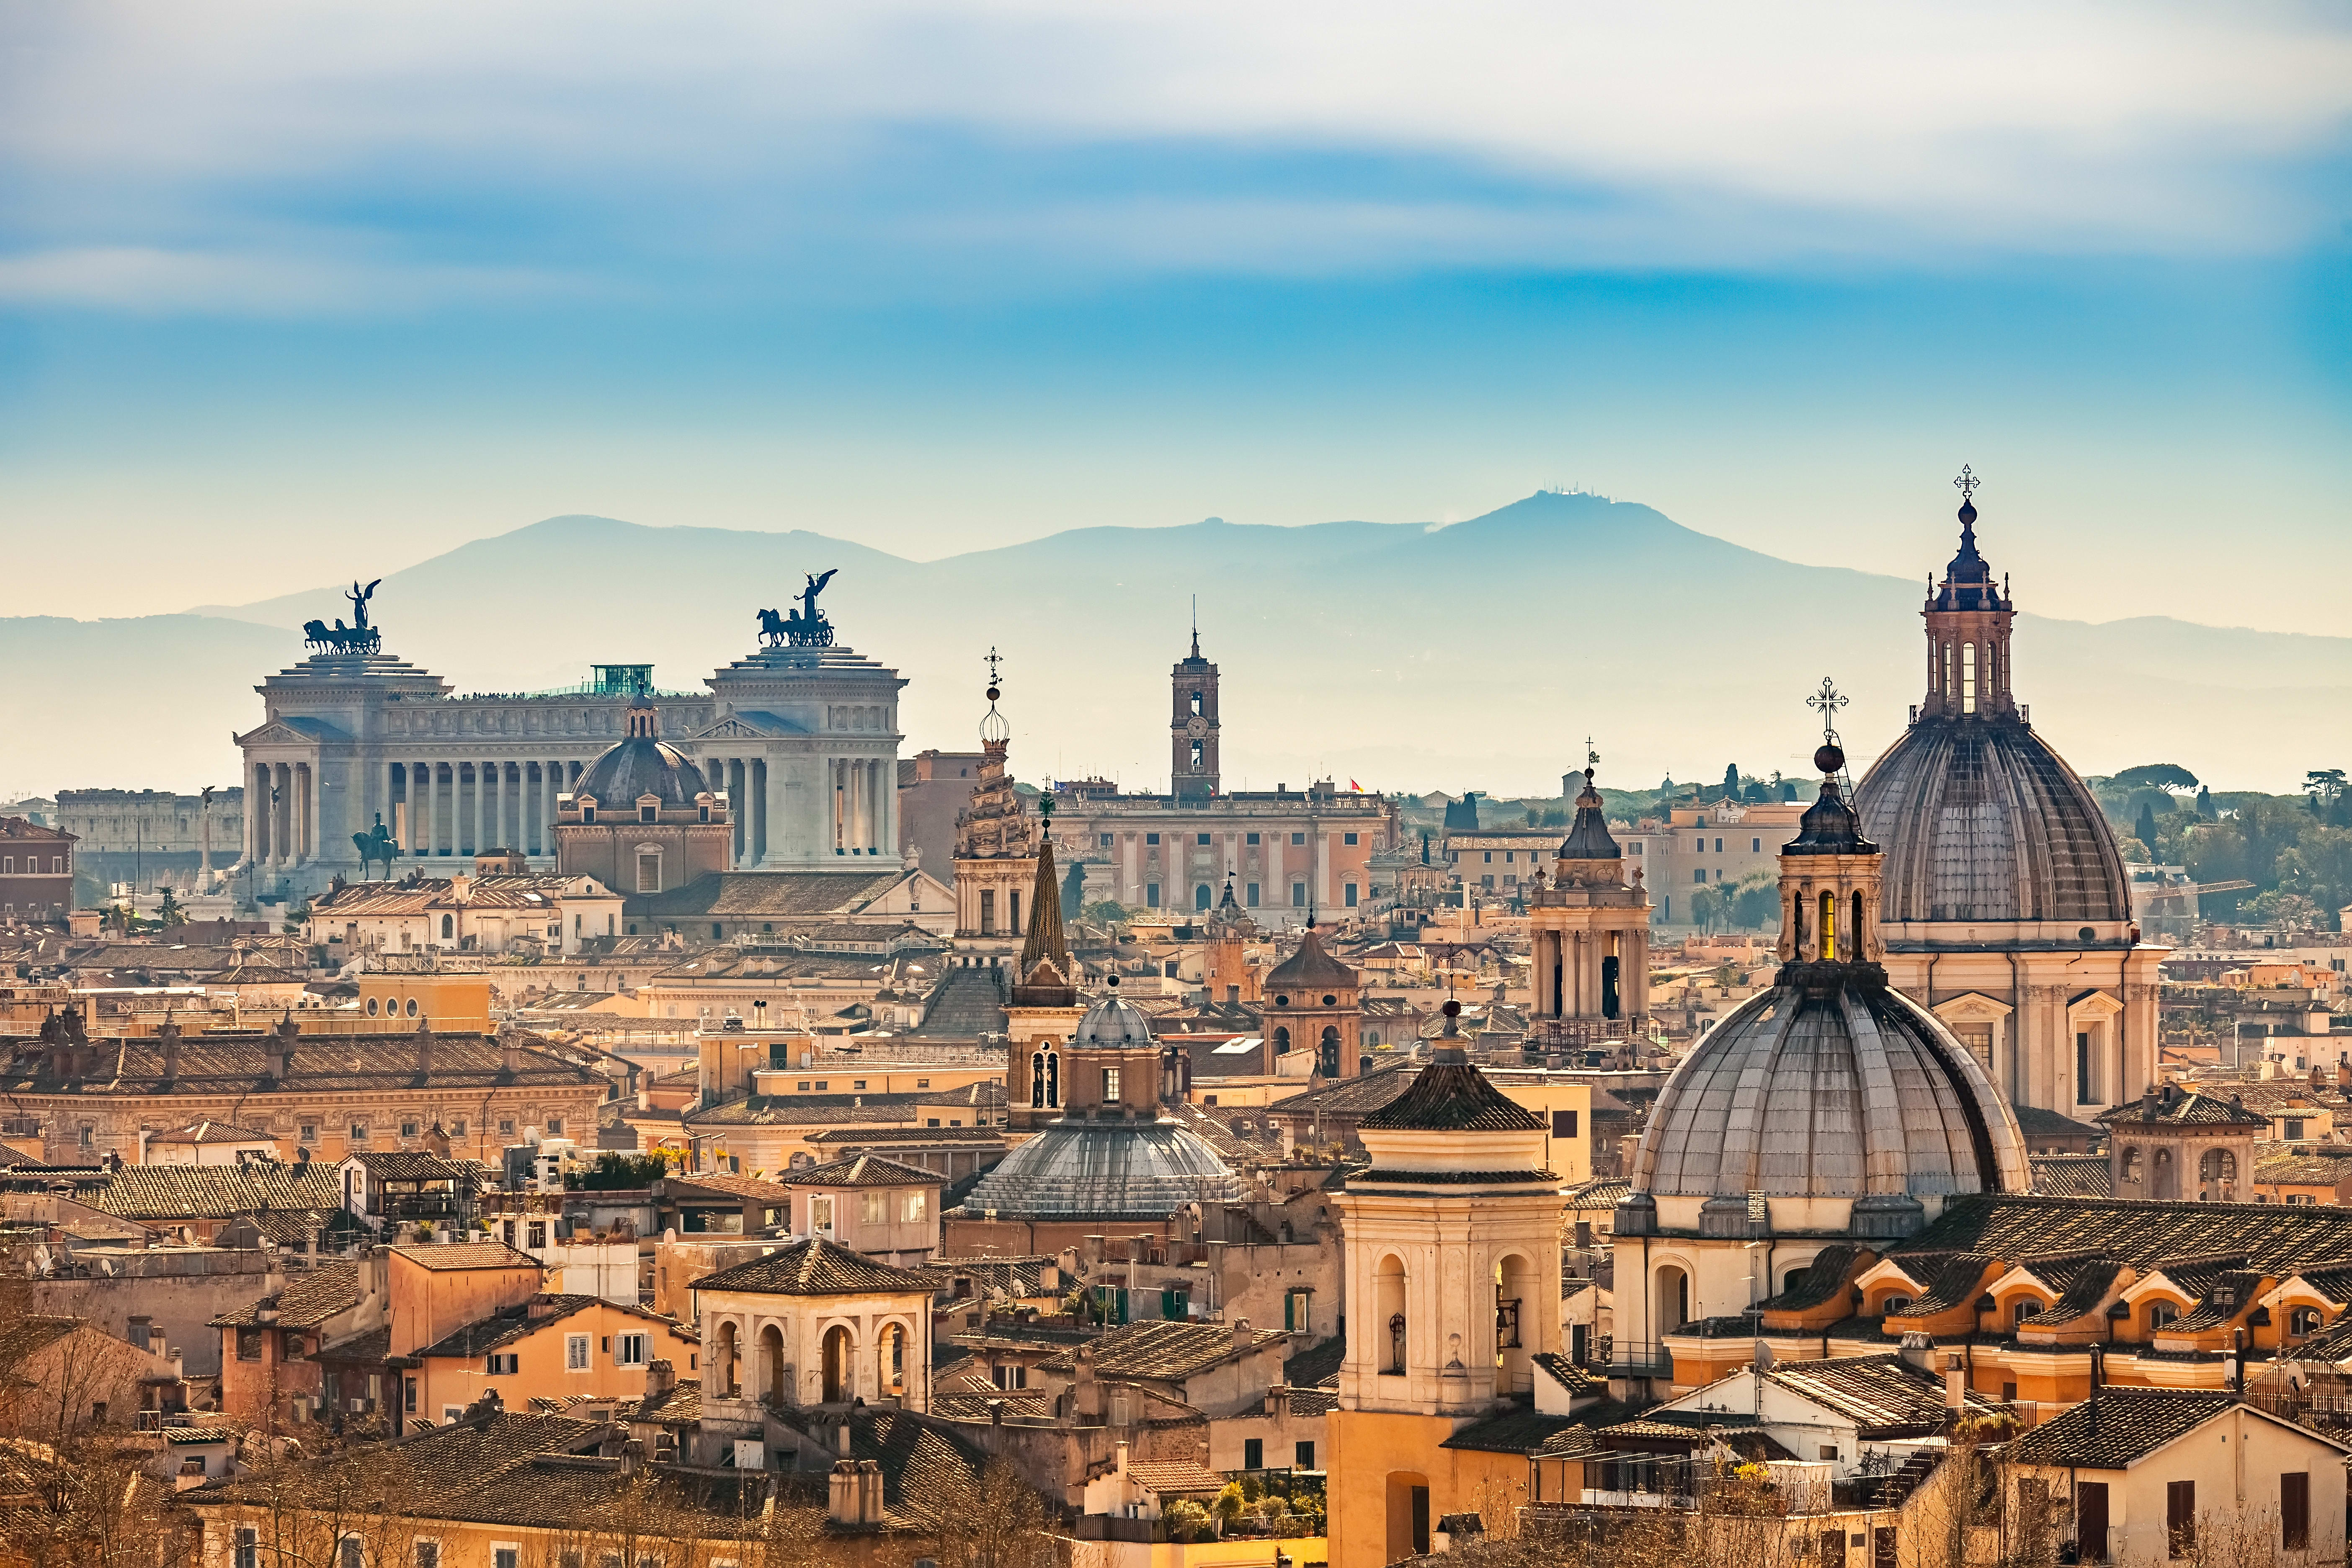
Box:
[1348,779,1363,793]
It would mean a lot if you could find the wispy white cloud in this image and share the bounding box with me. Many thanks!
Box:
[2,0,2347,312]
[0,245,603,314]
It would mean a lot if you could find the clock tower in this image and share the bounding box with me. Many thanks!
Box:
[1170,627,1220,800]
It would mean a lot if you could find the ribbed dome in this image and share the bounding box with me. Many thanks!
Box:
[1854,717,2129,926]
[1072,987,1156,1048]
[961,1119,1243,1218]
[1632,967,2028,1208]
[576,735,709,809]
[1265,928,1356,993]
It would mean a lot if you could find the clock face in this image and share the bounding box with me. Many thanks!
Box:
[1184,716,1209,739]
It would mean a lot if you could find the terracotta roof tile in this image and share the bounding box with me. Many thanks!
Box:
[1034,1320,1288,1380]
[783,1154,946,1189]
[211,1260,365,1328]
[689,1236,936,1297]
[2005,1391,2349,1469]
[391,1239,542,1272]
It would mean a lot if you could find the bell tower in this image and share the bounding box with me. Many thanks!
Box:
[1171,619,1220,800]
[1919,466,2018,720]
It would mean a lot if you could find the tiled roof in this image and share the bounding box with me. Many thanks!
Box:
[349,1150,474,1182]
[2017,1258,2125,1327]
[802,1125,1006,1145]
[310,874,588,916]
[1894,1195,2352,1277]
[1439,1408,1584,1455]
[783,1153,945,1189]
[1358,1057,1545,1134]
[2256,1147,2352,1186]
[2167,1268,2265,1332]
[1761,1353,1995,1431]
[2030,1155,2115,1198]
[1261,1061,1417,1121]
[144,1119,274,1145]
[1122,1457,1226,1495]
[414,1296,603,1359]
[1287,1387,1337,1416]
[2012,1105,2107,1140]
[212,1260,365,1328]
[1563,1178,1631,1213]
[90,1161,343,1221]
[628,1377,701,1426]
[2004,1391,2328,1469]
[1898,1252,1998,1316]
[1264,929,1357,992]
[689,1236,937,1297]
[686,1092,976,1128]
[0,1316,80,1364]
[624,869,910,919]
[0,1029,603,1099]
[1284,1336,1345,1389]
[1036,1320,1289,1381]
[2094,1091,2270,1128]
[1352,1168,1557,1186]
[664,1172,795,1204]
[1756,1243,1865,1312]
[390,1240,541,1272]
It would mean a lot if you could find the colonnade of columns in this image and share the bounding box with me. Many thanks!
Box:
[830,755,890,856]
[697,756,769,868]
[249,761,318,867]
[387,758,583,859]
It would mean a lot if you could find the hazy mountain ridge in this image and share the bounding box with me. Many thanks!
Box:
[13,494,2347,797]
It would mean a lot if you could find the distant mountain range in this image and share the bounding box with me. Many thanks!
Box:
[8,493,2344,799]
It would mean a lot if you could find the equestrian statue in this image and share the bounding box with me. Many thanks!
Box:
[303,578,384,655]
[351,814,399,880]
[756,568,840,649]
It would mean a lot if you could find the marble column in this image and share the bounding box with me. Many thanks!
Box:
[250,764,268,864]
[423,763,439,858]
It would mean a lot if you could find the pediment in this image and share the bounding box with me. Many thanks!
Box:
[2068,989,2125,1019]
[1854,1257,1928,1294]
[237,720,316,748]
[1932,991,2013,1021]
[686,709,804,741]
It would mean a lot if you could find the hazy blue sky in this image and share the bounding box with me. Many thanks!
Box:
[5,2,2349,632]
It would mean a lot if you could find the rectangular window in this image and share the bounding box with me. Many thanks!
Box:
[528,1222,548,1249]
[1553,1109,1579,1138]
[1483,851,1492,863]
[1246,882,1260,907]
[417,1544,441,1568]
[1099,833,1112,847]
[300,1122,317,1142]
[237,1328,263,1362]
[903,1191,927,1223]
[237,1528,260,1568]
[979,889,995,934]
[861,1190,885,1224]
[636,853,660,894]
[2286,1117,2307,1140]
[488,1352,518,1376]
[852,1080,866,1091]
[617,1334,647,1366]
[1291,832,1305,845]
[1197,833,1212,845]
[1103,1067,1121,1101]
[405,1377,418,1412]
[1693,869,1706,884]
[341,1540,364,1568]
[1296,1440,1315,1470]
[568,1334,591,1371]
[1343,832,1358,846]
[1290,882,1305,907]
[1246,832,1260,845]
[1145,883,1161,907]
[1145,833,1160,845]
[2282,1471,2310,1550]
[1344,882,1358,907]
[400,1121,419,1139]
[2076,1031,2096,1103]
[1244,1438,1263,1470]
[496,1552,519,1568]
[2166,1479,2195,1556]
[350,1123,369,1141]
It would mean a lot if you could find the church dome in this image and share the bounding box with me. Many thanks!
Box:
[576,706,709,809]
[959,1118,1244,1219]
[1265,928,1356,993]
[1630,967,2030,1217]
[1855,720,2130,926]
[1072,985,1156,1047]
[1849,489,2130,929]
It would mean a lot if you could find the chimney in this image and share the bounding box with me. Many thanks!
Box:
[836,1421,852,1457]
[619,1438,645,1475]
[1116,1440,1129,1477]
[645,1358,676,1398]
[1898,1331,1933,1373]
[502,1031,523,1077]
[2141,1084,2158,1121]
[1944,1354,1967,1416]
[1232,1316,1253,1350]
[415,1020,435,1079]
[274,1012,298,1079]
[829,1460,861,1525]
[859,1459,885,1524]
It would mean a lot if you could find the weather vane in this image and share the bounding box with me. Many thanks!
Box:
[1808,677,1848,746]
[984,647,1004,686]
[1954,465,1980,501]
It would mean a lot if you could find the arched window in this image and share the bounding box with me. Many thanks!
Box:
[1942,642,1954,703]
[1657,1265,1691,1336]
[878,1323,907,1393]
[1030,1052,1045,1108]
[1962,642,1977,712]
[714,1320,740,1397]
[2121,1145,2144,1184]
[1272,1026,1290,1055]
[1044,1052,1059,1109]
[820,1324,852,1404]
[2199,1148,2238,1194]
[1852,890,1865,954]
[1818,892,1836,961]
[1376,1256,1408,1375]
[1881,1295,1912,1316]
[1195,884,1212,911]
[440,914,454,940]
[1319,1026,1341,1078]
[760,1324,787,1403]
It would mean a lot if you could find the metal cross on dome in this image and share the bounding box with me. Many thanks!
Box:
[1954,465,1981,501]
[1808,676,1849,745]
[1585,736,1599,771]
[983,647,1004,684]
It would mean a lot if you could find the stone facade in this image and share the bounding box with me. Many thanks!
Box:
[233,609,905,902]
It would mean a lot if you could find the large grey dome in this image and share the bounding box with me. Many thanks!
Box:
[1854,716,2129,927]
[1631,968,2029,1210]
[576,735,709,810]
[962,1120,1243,1219]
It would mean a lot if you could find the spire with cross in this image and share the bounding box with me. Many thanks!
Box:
[1808,677,1856,793]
